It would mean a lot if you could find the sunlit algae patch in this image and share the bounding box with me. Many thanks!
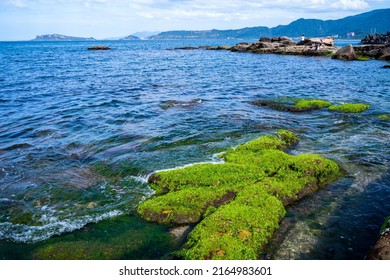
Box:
[137,130,342,259]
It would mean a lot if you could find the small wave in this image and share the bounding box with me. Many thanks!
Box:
[0,210,123,243]
[145,158,225,182]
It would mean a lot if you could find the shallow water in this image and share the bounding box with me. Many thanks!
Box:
[0,39,389,259]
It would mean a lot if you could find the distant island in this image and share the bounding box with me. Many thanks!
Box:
[31,34,96,41]
[148,9,390,40]
[119,35,141,41]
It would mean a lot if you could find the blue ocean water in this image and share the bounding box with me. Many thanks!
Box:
[0,39,389,259]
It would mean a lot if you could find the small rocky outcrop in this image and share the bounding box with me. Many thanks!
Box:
[332,45,356,60]
[367,215,390,260]
[87,46,111,51]
[354,44,390,60]
[361,32,390,45]
[233,42,251,52]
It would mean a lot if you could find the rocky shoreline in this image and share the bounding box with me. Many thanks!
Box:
[174,35,390,62]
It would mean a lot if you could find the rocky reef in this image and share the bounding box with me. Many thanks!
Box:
[175,35,390,61]
[232,36,339,57]
[137,130,342,259]
[251,97,371,114]
[251,98,332,112]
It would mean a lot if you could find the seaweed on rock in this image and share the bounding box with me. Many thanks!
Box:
[137,130,342,259]
[328,103,370,113]
[251,97,331,112]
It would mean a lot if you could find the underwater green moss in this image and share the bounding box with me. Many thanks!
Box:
[137,130,342,259]
[378,114,390,121]
[328,103,370,113]
[293,99,332,111]
[251,97,331,112]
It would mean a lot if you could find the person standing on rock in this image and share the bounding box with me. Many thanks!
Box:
[301,34,305,42]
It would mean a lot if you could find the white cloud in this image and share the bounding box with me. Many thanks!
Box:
[7,0,29,8]
[330,0,369,10]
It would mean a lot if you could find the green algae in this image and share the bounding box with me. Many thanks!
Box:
[137,130,342,259]
[328,103,370,113]
[180,186,285,260]
[251,97,331,112]
[378,114,390,121]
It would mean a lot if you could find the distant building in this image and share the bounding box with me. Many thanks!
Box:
[346,32,355,38]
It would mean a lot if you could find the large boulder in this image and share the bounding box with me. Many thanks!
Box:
[332,44,357,60]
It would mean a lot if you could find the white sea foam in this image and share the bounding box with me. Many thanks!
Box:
[0,210,123,243]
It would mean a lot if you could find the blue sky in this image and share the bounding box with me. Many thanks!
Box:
[0,0,389,40]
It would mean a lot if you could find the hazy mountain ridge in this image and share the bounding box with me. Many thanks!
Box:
[149,9,390,40]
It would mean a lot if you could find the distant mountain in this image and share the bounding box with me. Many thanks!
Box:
[32,34,96,41]
[148,9,390,40]
[131,31,160,39]
[119,35,141,40]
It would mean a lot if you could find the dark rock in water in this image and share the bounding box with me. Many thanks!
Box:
[251,97,331,112]
[160,99,203,110]
[87,46,111,50]
[361,32,390,45]
[366,215,390,260]
[384,65,390,68]
[332,44,356,60]
[171,46,199,50]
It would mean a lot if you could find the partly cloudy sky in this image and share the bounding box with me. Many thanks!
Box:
[0,0,389,40]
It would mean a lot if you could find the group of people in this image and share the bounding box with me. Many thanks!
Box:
[300,34,323,50]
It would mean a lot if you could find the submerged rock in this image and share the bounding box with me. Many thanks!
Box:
[378,114,390,120]
[160,99,202,110]
[251,97,331,112]
[87,46,111,50]
[328,103,370,113]
[137,130,341,260]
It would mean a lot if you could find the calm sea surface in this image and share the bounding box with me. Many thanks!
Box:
[0,39,389,259]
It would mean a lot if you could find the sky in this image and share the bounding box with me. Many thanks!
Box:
[0,0,389,40]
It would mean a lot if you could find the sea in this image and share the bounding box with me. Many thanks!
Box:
[0,39,389,259]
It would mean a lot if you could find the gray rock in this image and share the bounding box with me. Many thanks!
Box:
[332,44,356,60]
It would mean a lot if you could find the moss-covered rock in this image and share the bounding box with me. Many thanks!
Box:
[180,186,285,260]
[137,130,342,259]
[251,97,331,112]
[378,114,390,121]
[328,103,370,113]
